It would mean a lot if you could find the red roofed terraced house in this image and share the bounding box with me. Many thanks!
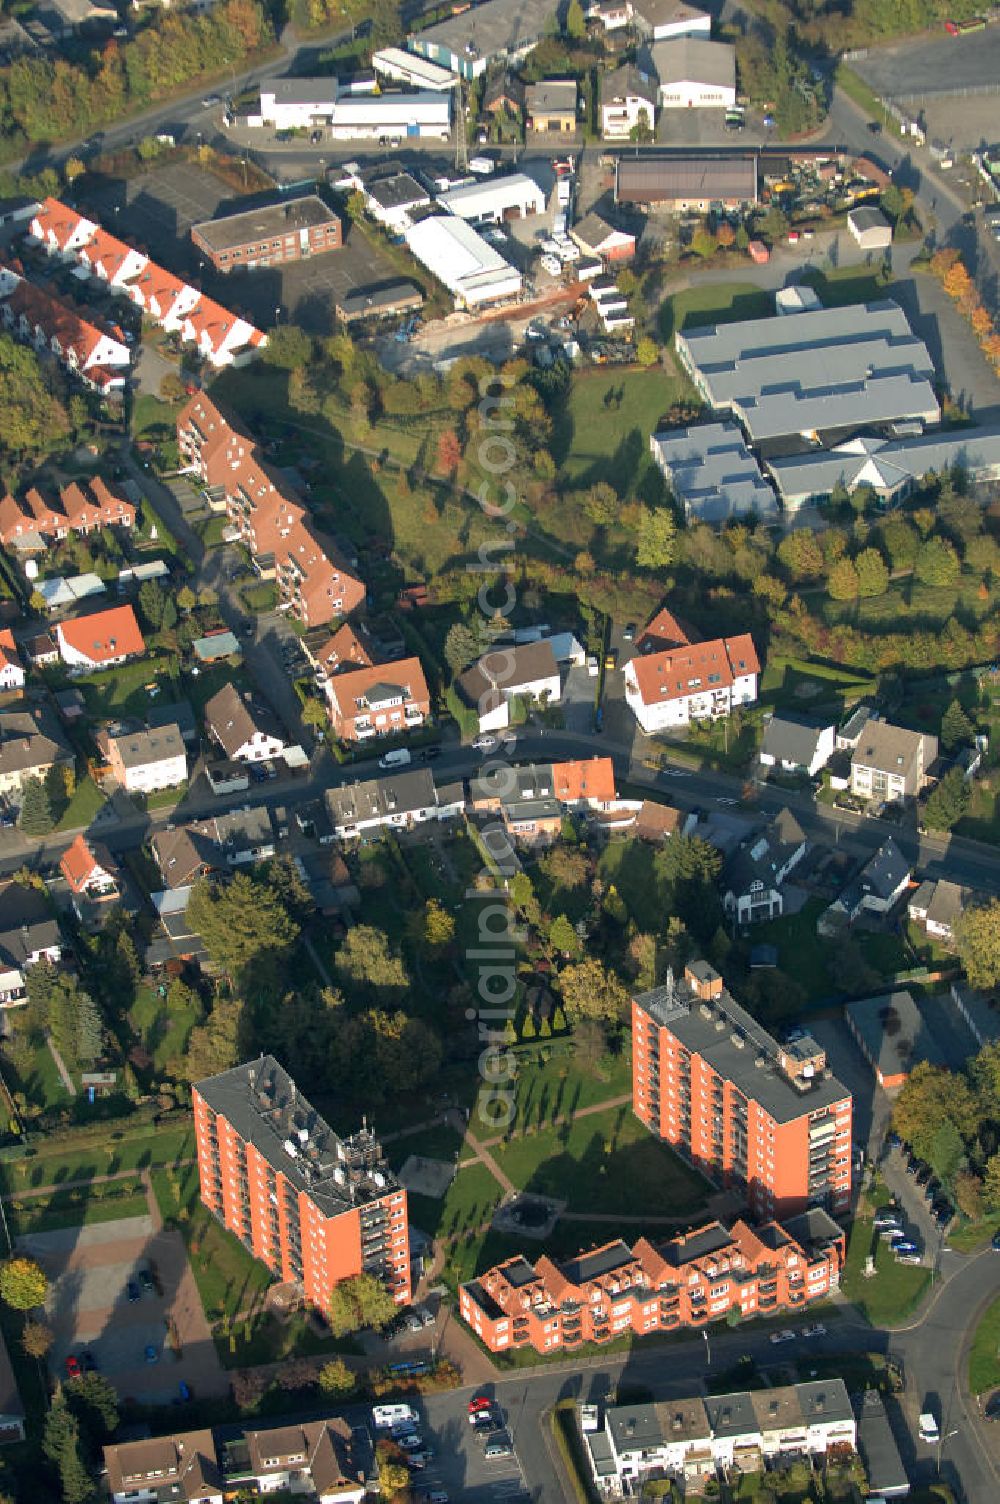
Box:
[0,263,130,393]
[55,604,145,672]
[177,393,364,627]
[0,477,134,549]
[633,961,852,1220]
[624,611,759,734]
[194,1055,411,1312]
[460,1212,846,1355]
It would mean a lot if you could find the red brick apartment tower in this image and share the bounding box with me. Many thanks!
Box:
[193,1056,410,1311]
[632,961,852,1221]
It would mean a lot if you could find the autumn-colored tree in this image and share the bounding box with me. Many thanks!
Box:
[971,306,994,338]
[21,1319,54,1358]
[942,261,972,300]
[0,1257,47,1310]
[436,428,462,474]
[716,220,736,248]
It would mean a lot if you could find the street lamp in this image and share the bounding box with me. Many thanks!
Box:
[703,1328,711,1367]
[937,1427,958,1475]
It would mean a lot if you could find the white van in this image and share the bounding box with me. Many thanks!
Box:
[372,1402,418,1429]
[378,748,412,770]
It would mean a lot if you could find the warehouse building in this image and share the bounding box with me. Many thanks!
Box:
[675,301,940,447]
[328,91,451,141]
[408,0,558,79]
[191,197,342,274]
[371,46,456,90]
[651,37,737,108]
[649,420,779,524]
[767,424,1000,511]
[615,154,757,209]
[404,215,521,308]
[437,172,545,223]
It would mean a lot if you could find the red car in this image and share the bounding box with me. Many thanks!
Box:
[468,1396,491,1416]
[65,1355,81,1379]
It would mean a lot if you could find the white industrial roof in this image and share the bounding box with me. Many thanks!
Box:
[650,420,779,523]
[332,92,450,125]
[404,214,522,306]
[371,47,457,88]
[437,172,545,220]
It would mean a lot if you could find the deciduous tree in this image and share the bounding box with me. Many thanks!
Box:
[0,1256,47,1310]
[334,925,409,1004]
[635,505,676,568]
[558,958,627,1025]
[955,900,1000,991]
[328,1273,397,1337]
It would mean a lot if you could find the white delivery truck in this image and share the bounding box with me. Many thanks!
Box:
[372,1402,418,1430]
[378,748,412,770]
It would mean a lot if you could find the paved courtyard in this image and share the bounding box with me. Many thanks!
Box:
[19,1211,228,1404]
[80,160,401,334]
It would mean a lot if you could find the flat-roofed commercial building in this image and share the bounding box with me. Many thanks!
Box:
[371,46,456,90]
[409,0,557,78]
[194,1055,411,1312]
[768,424,1000,511]
[191,196,342,274]
[649,420,778,524]
[675,300,940,446]
[633,961,852,1219]
[615,154,757,209]
[404,214,521,308]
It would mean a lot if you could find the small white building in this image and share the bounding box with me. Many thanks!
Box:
[0,631,24,693]
[651,37,737,108]
[254,78,339,130]
[456,639,562,732]
[371,46,456,90]
[631,0,711,41]
[759,714,836,778]
[437,172,545,223]
[600,63,658,140]
[848,205,893,251]
[404,215,521,309]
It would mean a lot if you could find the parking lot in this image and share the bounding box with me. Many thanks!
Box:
[369,1391,530,1502]
[79,160,401,334]
[19,1213,227,1404]
[853,26,1000,102]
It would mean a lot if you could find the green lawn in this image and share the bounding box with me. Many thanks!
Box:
[840,1216,931,1326]
[819,570,1000,631]
[472,1041,633,1137]
[151,1161,273,1324]
[950,1212,1000,1253]
[834,62,884,122]
[969,1293,1000,1393]
[407,1160,503,1247]
[751,899,908,1004]
[760,655,876,719]
[129,982,202,1075]
[491,1104,709,1218]
[597,844,663,933]
[76,655,181,719]
[385,1121,463,1173]
[0,1122,194,1194]
[554,365,698,495]
[7,1180,148,1236]
[132,393,177,442]
[658,282,774,343]
[217,1308,361,1368]
[8,1038,71,1112]
[56,775,107,832]
[801,264,884,309]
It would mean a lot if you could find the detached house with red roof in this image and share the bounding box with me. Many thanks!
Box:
[0,632,24,693]
[60,833,121,923]
[325,657,430,742]
[624,606,759,734]
[56,604,145,672]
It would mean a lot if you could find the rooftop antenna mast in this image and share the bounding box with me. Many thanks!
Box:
[454,73,468,173]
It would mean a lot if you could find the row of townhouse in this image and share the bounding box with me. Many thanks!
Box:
[0,475,135,551]
[460,1207,845,1356]
[582,1377,856,1496]
[177,392,364,628]
[0,260,130,393]
[104,1415,371,1504]
[27,198,266,369]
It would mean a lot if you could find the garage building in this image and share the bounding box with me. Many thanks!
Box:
[615,154,757,209]
[437,172,545,223]
[335,281,424,324]
[404,215,521,308]
[570,211,636,261]
[254,78,338,130]
[848,205,893,250]
[328,92,451,141]
[651,37,737,108]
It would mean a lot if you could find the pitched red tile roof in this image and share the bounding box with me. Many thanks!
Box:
[315,622,374,672]
[0,628,20,676]
[628,633,759,707]
[636,605,694,653]
[326,657,429,720]
[58,604,145,665]
[60,833,117,895]
[551,757,616,804]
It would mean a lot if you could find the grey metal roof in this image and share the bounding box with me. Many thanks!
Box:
[410,0,558,63]
[265,77,337,105]
[525,79,577,114]
[845,989,946,1078]
[650,419,778,523]
[325,767,438,828]
[858,836,911,901]
[761,714,833,768]
[704,1391,759,1439]
[635,968,850,1122]
[558,1240,634,1285]
[857,1389,909,1499]
[616,154,758,204]
[677,300,939,444]
[650,36,736,91]
[768,424,1000,504]
[192,195,338,253]
[366,173,428,210]
[195,1055,400,1218]
[337,281,423,320]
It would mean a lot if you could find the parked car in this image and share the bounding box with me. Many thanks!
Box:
[126,1279,140,1303]
[144,1345,159,1365]
[65,1355,81,1379]
[472,734,497,753]
[802,1323,826,1338]
[896,1251,922,1265]
[769,1329,795,1345]
[80,1350,96,1372]
[468,1396,492,1417]
[397,1435,423,1452]
[918,1411,940,1444]
[984,1392,1000,1420]
[991,1231,1000,1252]
[892,1239,920,1256]
[139,1268,155,1295]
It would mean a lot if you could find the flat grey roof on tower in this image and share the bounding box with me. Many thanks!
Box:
[195,1055,399,1218]
[676,300,940,444]
[650,420,779,523]
[635,970,850,1121]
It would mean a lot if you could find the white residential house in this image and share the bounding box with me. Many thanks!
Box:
[456,640,561,732]
[850,722,938,804]
[623,632,759,734]
[600,64,658,139]
[204,683,286,764]
[722,808,807,926]
[759,715,835,778]
[105,723,187,794]
[0,631,24,692]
